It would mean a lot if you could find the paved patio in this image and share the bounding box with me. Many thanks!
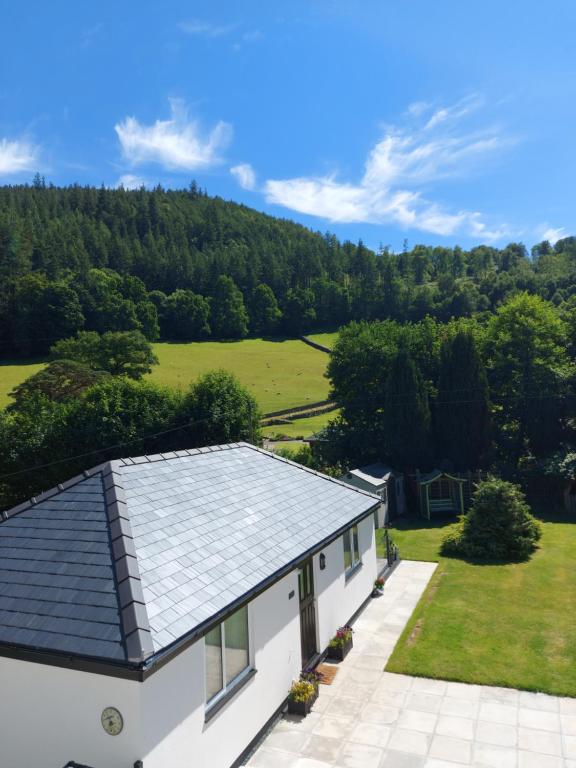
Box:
[244,560,576,768]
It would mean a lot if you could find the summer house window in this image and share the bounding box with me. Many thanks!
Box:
[205,604,250,705]
[343,524,361,574]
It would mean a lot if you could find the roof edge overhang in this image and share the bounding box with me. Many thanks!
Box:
[0,499,380,681]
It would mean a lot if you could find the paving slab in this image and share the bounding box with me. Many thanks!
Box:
[244,559,576,767]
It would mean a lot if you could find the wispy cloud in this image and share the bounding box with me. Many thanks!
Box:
[115,99,232,171]
[178,19,234,37]
[0,138,40,176]
[263,97,510,239]
[423,94,484,131]
[230,163,256,190]
[116,174,147,190]
[179,18,262,49]
[540,225,566,245]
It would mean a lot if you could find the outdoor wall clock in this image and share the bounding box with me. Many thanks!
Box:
[101,706,124,736]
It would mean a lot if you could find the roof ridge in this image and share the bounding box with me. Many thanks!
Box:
[2,440,377,519]
[101,462,154,664]
[237,442,382,502]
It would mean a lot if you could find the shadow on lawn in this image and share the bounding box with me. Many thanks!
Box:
[391,513,457,533]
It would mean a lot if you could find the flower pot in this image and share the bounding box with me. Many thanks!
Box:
[287,686,318,716]
[327,635,353,661]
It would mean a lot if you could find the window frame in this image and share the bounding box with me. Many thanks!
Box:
[343,523,362,578]
[205,604,252,713]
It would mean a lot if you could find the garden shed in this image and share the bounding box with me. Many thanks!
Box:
[416,469,467,518]
[342,463,405,526]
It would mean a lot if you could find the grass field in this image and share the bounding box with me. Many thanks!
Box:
[147,338,331,413]
[0,337,333,413]
[306,332,339,349]
[261,409,340,439]
[0,360,46,407]
[378,513,576,697]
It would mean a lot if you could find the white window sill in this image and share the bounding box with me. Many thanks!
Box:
[205,667,257,723]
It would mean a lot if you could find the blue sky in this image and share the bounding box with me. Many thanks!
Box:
[1,0,575,251]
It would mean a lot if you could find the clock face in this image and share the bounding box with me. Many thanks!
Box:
[101,707,123,736]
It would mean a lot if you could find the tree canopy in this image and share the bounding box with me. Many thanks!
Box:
[50,330,158,379]
[0,370,259,510]
[1,182,575,355]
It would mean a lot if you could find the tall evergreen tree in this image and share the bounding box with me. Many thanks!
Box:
[382,349,431,468]
[435,331,491,469]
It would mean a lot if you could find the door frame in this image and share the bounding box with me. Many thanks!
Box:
[298,558,318,667]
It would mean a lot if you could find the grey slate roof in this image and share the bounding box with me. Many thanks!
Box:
[0,443,379,669]
[0,474,124,660]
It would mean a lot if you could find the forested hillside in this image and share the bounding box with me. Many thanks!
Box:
[1,179,576,357]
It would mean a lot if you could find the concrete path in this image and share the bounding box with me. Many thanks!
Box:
[245,560,576,768]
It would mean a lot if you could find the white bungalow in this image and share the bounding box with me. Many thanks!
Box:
[0,442,379,768]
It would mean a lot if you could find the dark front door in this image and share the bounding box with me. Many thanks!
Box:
[298,559,317,666]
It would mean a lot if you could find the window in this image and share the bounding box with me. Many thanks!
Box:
[205,605,250,706]
[343,524,361,575]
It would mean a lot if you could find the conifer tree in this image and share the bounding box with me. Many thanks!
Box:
[382,349,431,468]
[435,331,491,469]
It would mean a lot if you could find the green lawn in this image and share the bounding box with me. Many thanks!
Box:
[0,360,46,407]
[261,409,340,439]
[379,513,576,698]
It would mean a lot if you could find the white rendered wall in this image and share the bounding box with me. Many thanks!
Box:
[313,515,377,652]
[0,656,141,768]
[0,521,376,768]
[139,570,301,768]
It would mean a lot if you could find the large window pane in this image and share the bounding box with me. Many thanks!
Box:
[205,625,223,701]
[343,531,352,570]
[224,606,249,685]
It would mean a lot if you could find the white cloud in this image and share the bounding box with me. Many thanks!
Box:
[540,226,566,245]
[116,174,147,190]
[230,163,256,190]
[178,19,234,37]
[263,98,510,239]
[115,99,232,171]
[0,138,39,175]
[407,101,431,117]
[424,94,484,131]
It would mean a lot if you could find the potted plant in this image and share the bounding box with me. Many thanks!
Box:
[287,678,318,716]
[372,576,385,597]
[301,668,321,693]
[327,625,353,661]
